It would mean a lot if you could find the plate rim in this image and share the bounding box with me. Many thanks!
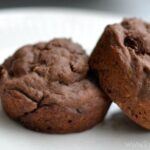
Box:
[0,6,122,19]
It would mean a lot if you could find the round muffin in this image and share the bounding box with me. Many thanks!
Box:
[89,18,150,129]
[0,38,110,133]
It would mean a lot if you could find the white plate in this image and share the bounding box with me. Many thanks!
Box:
[0,7,148,150]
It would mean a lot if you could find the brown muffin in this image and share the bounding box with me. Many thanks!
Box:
[0,38,110,133]
[89,18,150,129]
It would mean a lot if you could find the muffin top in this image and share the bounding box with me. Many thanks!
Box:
[2,38,89,84]
[0,38,109,120]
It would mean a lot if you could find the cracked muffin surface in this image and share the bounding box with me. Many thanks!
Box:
[89,18,150,129]
[0,38,110,133]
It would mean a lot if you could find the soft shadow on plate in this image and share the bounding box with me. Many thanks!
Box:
[99,109,147,134]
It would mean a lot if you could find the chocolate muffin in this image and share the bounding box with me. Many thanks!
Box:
[0,38,110,133]
[89,18,150,129]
